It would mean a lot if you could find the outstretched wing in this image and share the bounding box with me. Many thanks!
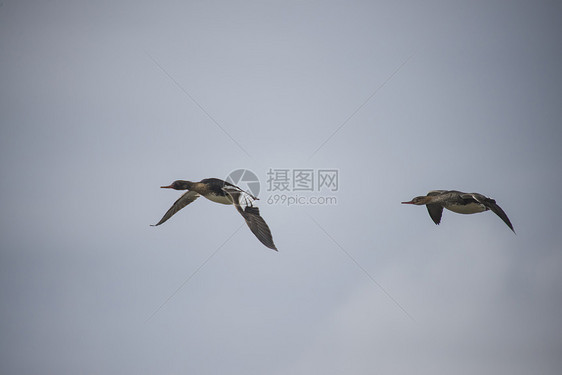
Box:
[487,201,515,232]
[426,204,444,225]
[466,193,515,233]
[224,187,277,250]
[238,206,278,250]
[152,190,200,226]
[481,198,515,233]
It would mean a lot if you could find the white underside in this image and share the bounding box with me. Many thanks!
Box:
[445,203,487,214]
[205,194,233,205]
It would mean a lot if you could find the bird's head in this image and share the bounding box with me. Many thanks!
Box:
[160,180,193,190]
[401,196,432,205]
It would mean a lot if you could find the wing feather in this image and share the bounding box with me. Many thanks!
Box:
[484,199,515,233]
[465,193,515,233]
[224,187,277,250]
[152,190,200,226]
[426,204,444,225]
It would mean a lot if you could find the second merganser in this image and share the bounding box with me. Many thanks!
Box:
[152,178,277,250]
[402,190,515,233]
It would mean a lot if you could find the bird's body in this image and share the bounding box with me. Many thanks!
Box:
[189,178,238,205]
[153,178,277,250]
[402,190,515,233]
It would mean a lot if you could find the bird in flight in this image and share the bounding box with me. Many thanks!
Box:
[402,190,515,233]
[153,178,277,250]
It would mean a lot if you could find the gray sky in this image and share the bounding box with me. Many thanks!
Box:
[1,1,562,374]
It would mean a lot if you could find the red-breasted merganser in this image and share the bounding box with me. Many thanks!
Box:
[402,190,515,233]
[152,178,277,250]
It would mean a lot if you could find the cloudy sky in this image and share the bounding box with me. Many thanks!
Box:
[1,1,561,374]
